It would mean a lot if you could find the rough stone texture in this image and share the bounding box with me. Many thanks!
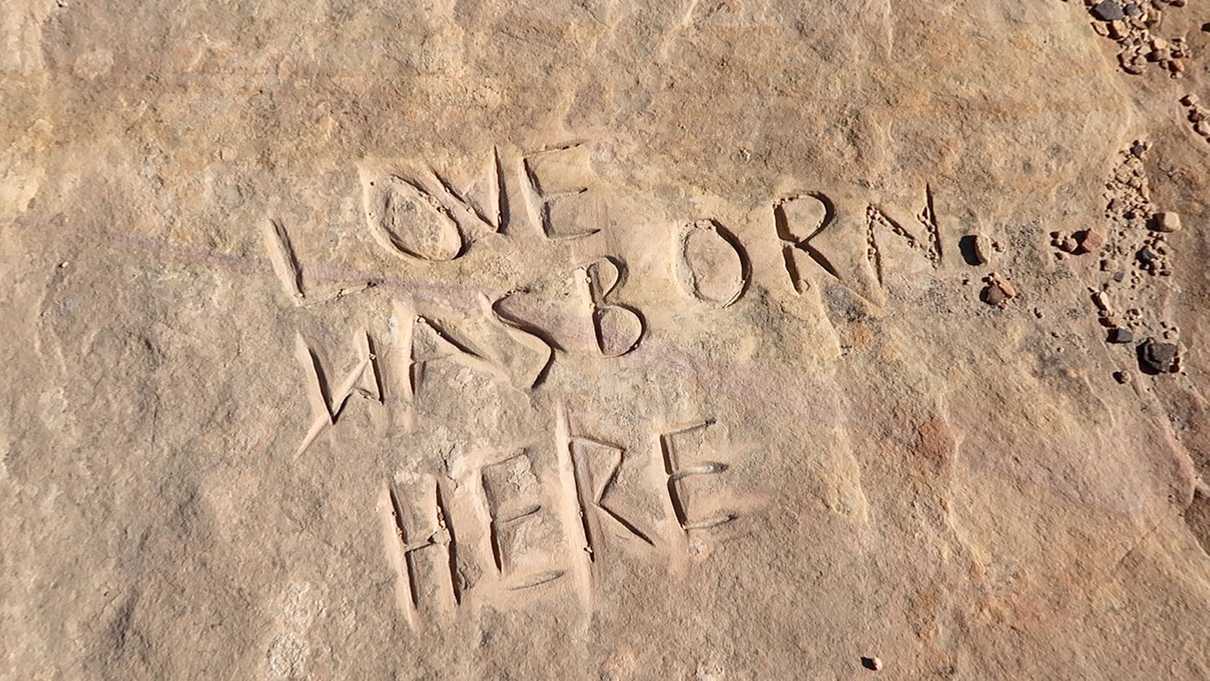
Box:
[2,1,1209,679]
[1154,210,1184,232]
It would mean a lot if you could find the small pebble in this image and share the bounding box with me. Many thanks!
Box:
[1139,338,1179,374]
[1077,228,1105,254]
[1114,370,1131,384]
[861,656,883,671]
[962,233,993,266]
[981,275,1017,307]
[973,234,993,265]
[1108,327,1133,344]
[1151,212,1181,233]
[982,284,1007,306]
[1091,0,1125,21]
[996,278,1017,298]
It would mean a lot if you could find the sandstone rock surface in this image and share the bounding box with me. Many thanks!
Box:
[2,1,1209,679]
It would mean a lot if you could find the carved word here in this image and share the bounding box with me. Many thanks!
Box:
[382,407,744,631]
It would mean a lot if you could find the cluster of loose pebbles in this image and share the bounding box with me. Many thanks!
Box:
[1084,257,1183,381]
[1048,141,1186,379]
[1099,142,1181,278]
[1052,141,1162,269]
[1181,94,1210,141]
[979,272,1018,308]
[959,233,1018,309]
[1076,0,1193,77]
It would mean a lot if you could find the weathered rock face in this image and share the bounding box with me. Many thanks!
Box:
[2,1,1209,679]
